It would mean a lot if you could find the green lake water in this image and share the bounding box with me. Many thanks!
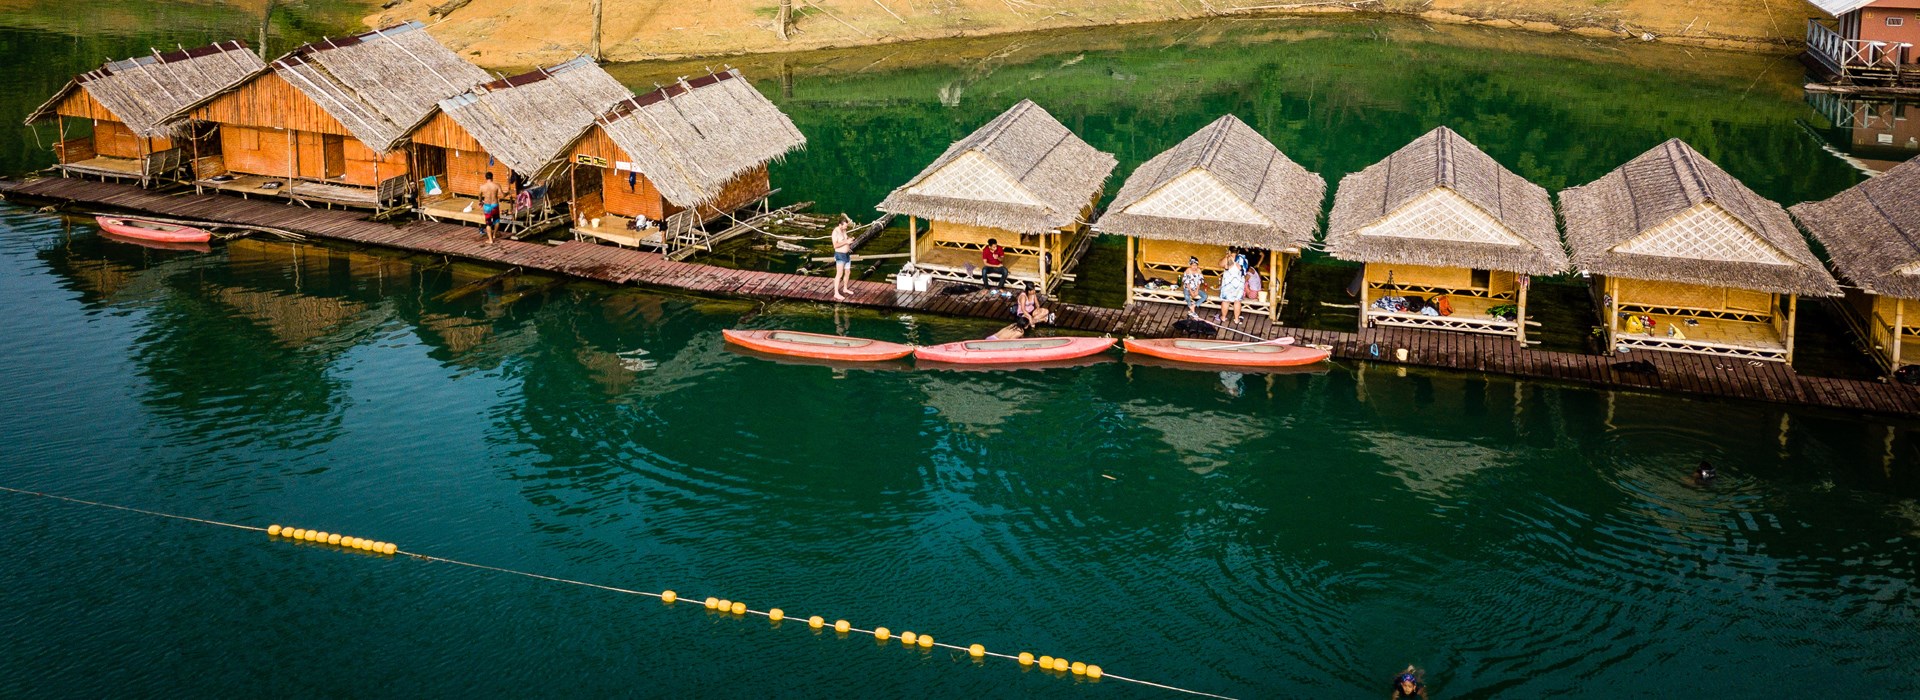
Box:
[2,4,1919,698]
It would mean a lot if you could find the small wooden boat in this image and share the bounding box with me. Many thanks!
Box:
[98,231,212,253]
[95,215,212,243]
[1124,337,1330,367]
[914,336,1116,365]
[722,329,915,362]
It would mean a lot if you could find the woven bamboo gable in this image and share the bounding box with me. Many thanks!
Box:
[1562,139,1839,296]
[1326,126,1565,275]
[1128,171,1268,225]
[1098,115,1323,249]
[880,99,1116,233]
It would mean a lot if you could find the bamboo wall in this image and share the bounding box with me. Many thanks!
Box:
[597,166,667,221]
[692,165,771,221]
[91,120,160,158]
[1616,278,1774,314]
[444,148,510,195]
[221,125,291,177]
[191,72,352,136]
[929,220,1066,258]
[1364,262,1484,290]
[341,138,407,186]
[410,112,484,152]
[53,88,114,122]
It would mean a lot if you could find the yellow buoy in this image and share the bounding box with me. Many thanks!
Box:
[718,599,732,612]
[900,631,917,645]
[834,620,850,633]
[356,538,372,550]
[267,525,282,536]
[1052,658,1070,672]
[313,531,328,543]
[1018,652,1034,666]
[807,616,823,629]
[969,644,985,658]
[327,534,342,545]
[917,635,933,649]
[292,529,307,541]
[381,542,397,555]
[661,590,677,604]
[768,608,783,622]
[1039,656,1054,669]
[730,602,745,615]
[344,537,360,549]
[704,597,719,610]
[1071,662,1086,675]
[873,627,890,641]
[1086,664,1103,679]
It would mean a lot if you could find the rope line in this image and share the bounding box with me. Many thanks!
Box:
[1,485,1239,700]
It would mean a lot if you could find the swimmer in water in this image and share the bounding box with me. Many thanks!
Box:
[1695,459,1717,484]
[1390,666,1429,699]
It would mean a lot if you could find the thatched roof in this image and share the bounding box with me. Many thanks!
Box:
[1562,139,1840,296]
[1325,126,1566,275]
[585,68,806,208]
[25,41,264,138]
[1791,157,1920,299]
[878,99,1117,233]
[1095,115,1324,250]
[438,57,631,182]
[237,22,489,153]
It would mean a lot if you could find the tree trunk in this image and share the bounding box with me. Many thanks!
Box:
[590,0,604,60]
[777,0,792,41]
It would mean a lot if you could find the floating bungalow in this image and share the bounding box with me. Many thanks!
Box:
[1562,139,1841,363]
[1325,126,1565,343]
[25,41,265,187]
[408,57,632,236]
[1807,0,1920,86]
[1095,115,1324,319]
[1791,158,1920,374]
[172,22,489,211]
[878,100,1116,293]
[564,69,806,255]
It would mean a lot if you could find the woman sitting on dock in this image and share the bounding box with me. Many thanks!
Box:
[1014,281,1052,328]
[1181,256,1208,319]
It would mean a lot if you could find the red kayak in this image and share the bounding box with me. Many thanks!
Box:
[95,215,212,243]
[99,231,211,253]
[722,329,915,362]
[914,336,1116,365]
[1124,337,1330,367]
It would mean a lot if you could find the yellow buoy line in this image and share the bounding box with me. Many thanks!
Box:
[0,485,1237,699]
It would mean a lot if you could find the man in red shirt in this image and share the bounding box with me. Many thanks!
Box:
[980,238,1010,290]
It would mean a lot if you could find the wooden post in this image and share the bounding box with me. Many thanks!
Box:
[1269,250,1282,320]
[1123,236,1135,308]
[1357,263,1370,332]
[1039,231,1051,292]
[1894,296,1906,375]
[907,217,918,269]
[1605,276,1619,354]
[590,0,604,60]
[1516,274,1530,344]
[1785,294,1799,363]
[777,0,793,41]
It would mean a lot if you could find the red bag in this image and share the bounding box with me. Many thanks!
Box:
[1433,295,1453,316]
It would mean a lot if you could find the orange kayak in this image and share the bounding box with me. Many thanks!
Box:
[914,336,1116,365]
[722,329,915,362]
[95,215,212,243]
[1124,337,1330,367]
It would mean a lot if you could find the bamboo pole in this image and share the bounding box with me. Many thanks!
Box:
[1517,273,1530,344]
[1357,263,1370,332]
[908,216,918,269]
[1894,296,1906,375]
[1269,250,1281,320]
[1124,235,1135,308]
[1786,294,1799,363]
[1606,276,1619,353]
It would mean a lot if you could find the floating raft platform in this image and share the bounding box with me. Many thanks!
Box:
[7,176,1920,416]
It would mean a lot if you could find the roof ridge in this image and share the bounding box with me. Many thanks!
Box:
[975,99,1035,156]
[1434,128,1455,189]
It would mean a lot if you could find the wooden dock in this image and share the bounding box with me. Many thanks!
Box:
[8,175,1920,417]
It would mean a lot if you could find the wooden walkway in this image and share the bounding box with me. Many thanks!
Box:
[8,176,1920,417]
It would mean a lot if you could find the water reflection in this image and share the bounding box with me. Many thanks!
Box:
[1806,93,1920,173]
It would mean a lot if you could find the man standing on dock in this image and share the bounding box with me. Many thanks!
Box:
[830,217,853,301]
[479,172,503,245]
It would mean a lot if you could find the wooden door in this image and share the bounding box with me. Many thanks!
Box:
[323,135,346,180]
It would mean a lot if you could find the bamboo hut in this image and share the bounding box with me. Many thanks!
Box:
[25,41,264,187]
[1562,139,1840,362]
[564,69,805,255]
[1326,126,1566,343]
[409,57,632,236]
[1095,115,1324,319]
[172,22,489,210]
[878,100,1117,293]
[1790,157,1920,374]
